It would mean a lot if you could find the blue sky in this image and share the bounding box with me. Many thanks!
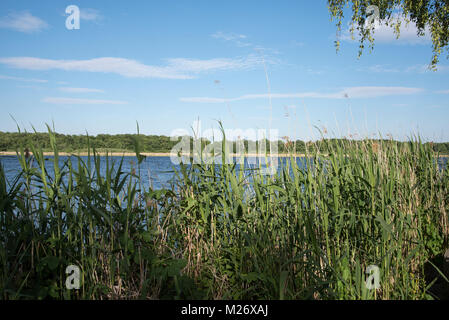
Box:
[0,0,448,141]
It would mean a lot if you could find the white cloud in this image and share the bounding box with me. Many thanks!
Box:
[80,8,102,22]
[0,55,267,79]
[180,86,424,103]
[0,57,189,79]
[211,31,251,47]
[211,32,281,56]
[359,65,400,73]
[42,97,127,105]
[62,8,102,23]
[406,64,449,73]
[0,12,48,33]
[211,31,252,47]
[212,31,247,41]
[16,85,44,89]
[59,87,104,93]
[0,74,48,83]
[341,15,431,45]
[166,55,264,73]
[341,86,423,98]
[436,89,449,94]
[359,63,449,73]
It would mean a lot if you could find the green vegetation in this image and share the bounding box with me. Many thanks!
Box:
[328,0,449,68]
[0,131,183,153]
[0,127,448,299]
[1,130,448,155]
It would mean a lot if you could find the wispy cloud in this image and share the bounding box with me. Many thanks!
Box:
[359,63,449,73]
[16,84,45,90]
[0,12,48,33]
[211,31,251,47]
[406,64,449,73]
[341,15,431,45]
[166,55,265,73]
[180,86,424,103]
[305,68,325,75]
[0,74,48,83]
[59,87,105,93]
[80,8,103,22]
[435,89,449,94]
[42,97,127,105]
[0,55,268,79]
[211,32,281,60]
[212,31,247,41]
[358,65,400,73]
[0,57,188,79]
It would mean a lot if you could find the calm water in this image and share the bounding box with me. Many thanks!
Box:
[0,155,281,190]
[1,155,447,191]
[0,155,178,190]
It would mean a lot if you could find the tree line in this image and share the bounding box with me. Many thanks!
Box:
[0,131,448,154]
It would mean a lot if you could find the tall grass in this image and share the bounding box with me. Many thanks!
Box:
[0,126,448,299]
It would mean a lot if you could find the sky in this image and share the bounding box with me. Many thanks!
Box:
[0,0,448,142]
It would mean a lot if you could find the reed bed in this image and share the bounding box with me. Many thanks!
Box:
[0,126,448,299]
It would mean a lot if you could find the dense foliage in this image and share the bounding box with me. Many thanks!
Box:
[0,128,448,299]
[328,0,449,68]
[1,131,448,154]
[0,131,183,153]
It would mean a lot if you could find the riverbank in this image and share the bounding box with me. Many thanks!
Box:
[0,151,310,157]
[1,151,448,158]
[0,151,170,157]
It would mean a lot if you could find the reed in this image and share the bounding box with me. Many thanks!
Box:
[0,125,448,299]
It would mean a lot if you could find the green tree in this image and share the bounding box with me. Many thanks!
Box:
[328,0,449,68]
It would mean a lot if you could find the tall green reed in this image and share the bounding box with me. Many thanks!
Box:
[0,125,448,299]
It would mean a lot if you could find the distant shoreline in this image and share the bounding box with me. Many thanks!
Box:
[0,151,307,158]
[0,151,172,157]
[0,151,448,158]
